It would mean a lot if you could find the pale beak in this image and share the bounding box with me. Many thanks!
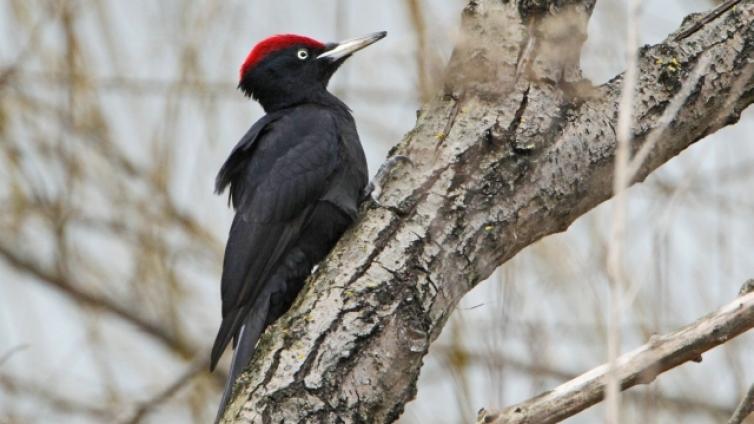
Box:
[317,31,387,61]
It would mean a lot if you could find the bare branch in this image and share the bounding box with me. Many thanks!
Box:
[478,289,754,424]
[0,345,28,369]
[606,0,641,419]
[405,0,433,102]
[122,357,209,424]
[0,240,198,358]
[430,345,734,420]
[0,372,112,420]
[728,383,754,424]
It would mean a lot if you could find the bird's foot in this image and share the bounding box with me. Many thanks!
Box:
[362,155,413,207]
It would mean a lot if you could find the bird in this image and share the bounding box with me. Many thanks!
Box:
[210,31,386,420]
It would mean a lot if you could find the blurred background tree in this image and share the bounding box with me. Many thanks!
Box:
[0,0,752,423]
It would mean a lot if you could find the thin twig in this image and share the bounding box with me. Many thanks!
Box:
[606,1,642,422]
[0,240,196,358]
[7,70,408,102]
[0,372,112,420]
[123,357,209,424]
[406,0,432,102]
[0,345,28,368]
[0,1,64,89]
[728,384,754,424]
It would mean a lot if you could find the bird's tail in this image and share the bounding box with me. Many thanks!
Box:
[215,300,269,423]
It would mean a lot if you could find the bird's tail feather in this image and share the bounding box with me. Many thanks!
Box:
[215,298,269,423]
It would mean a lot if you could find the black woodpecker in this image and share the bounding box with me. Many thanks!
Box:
[210,31,386,420]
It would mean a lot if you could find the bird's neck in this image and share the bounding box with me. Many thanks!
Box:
[258,88,349,114]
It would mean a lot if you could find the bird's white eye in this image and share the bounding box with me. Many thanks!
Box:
[297,49,309,60]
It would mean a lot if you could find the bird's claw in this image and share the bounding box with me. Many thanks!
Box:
[363,155,413,206]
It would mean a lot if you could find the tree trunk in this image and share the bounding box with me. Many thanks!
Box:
[221,1,754,422]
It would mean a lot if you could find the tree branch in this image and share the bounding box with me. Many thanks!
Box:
[728,383,754,424]
[123,356,209,424]
[477,285,754,424]
[428,345,735,420]
[0,372,112,421]
[221,1,754,422]
[0,240,199,359]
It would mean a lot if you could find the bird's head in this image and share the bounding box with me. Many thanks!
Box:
[238,31,386,111]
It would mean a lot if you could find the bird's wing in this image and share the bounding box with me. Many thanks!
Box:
[211,108,341,368]
[214,111,283,198]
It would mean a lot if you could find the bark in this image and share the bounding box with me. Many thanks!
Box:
[477,286,754,424]
[221,1,754,422]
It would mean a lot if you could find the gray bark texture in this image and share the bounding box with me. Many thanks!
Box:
[221,1,754,422]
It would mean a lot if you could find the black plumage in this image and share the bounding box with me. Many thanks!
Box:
[210,32,385,420]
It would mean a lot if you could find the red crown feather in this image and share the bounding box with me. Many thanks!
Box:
[239,34,325,80]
